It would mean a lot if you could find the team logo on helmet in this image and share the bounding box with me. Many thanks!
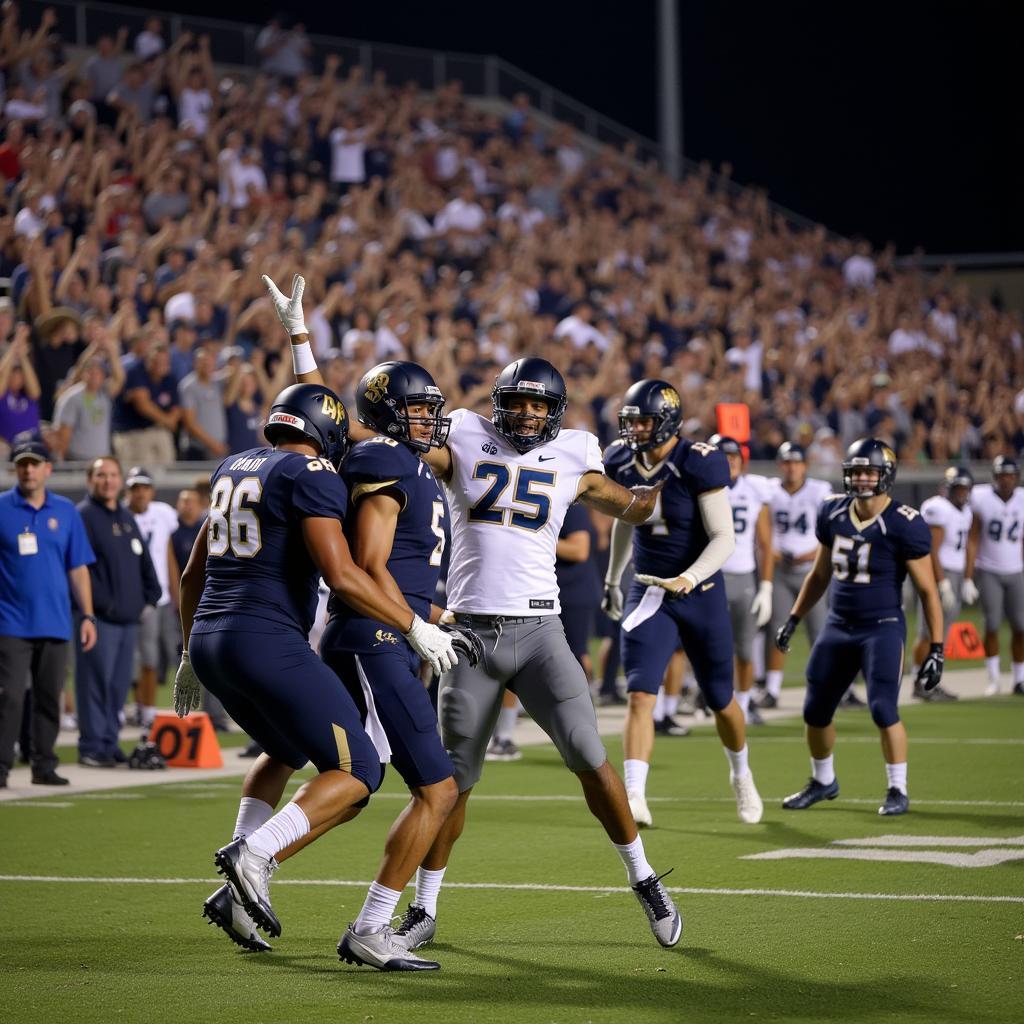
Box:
[363,372,390,404]
[320,394,346,426]
[660,387,681,409]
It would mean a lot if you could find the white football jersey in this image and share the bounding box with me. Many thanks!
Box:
[768,477,833,558]
[920,494,972,573]
[970,484,1024,575]
[723,473,772,575]
[132,500,179,606]
[443,409,604,615]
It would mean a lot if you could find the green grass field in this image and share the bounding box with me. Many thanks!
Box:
[2,692,1022,1024]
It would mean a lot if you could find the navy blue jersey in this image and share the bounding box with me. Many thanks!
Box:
[604,438,730,577]
[193,447,348,636]
[325,436,448,652]
[816,496,931,623]
[556,501,600,602]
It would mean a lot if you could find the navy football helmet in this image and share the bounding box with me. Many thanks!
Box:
[491,357,567,452]
[993,455,1019,479]
[356,361,450,453]
[842,437,897,497]
[709,433,743,457]
[617,379,682,453]
[776,441,806,464]
[264,383,350,469]
[943,465,973,507]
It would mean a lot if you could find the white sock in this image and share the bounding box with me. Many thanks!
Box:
[141,705,157,727]
[752,633,765,679]
[683,671,697,691]
[766,669,784,698]
[886,761,908,795]
[494,705,519,742]
[414,867,446,918]
[735,690,751,716]
[353,881,403,934]
[623,758,649,796]
[1013,661,1024,684]
[652,687,666,722]
[233,796,274,840]
[811,755,835,785]
[985,655,1000,682]
[613,835,654,886]
[245,802,310,861]
[663,693,680,718]
[724,744,749,781]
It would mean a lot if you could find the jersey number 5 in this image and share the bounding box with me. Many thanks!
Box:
[468,462,555,531]
[208,476,263,559]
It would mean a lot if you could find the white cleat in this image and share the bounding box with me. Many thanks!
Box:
[984,680,1002,697]
[732,772,764,824]
[337,924,440,971]
[627,789,653,828]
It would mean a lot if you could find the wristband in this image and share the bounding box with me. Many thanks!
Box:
[82,613,97,625]
[291,341,317,375]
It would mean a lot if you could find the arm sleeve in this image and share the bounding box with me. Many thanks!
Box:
[605,517,634,586]
[680,487,736,587]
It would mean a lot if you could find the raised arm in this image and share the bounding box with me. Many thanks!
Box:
[577,471,662,525]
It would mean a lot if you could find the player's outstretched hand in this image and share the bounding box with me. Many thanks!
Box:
[635,572,693,597]
[774,614,799,653]
[915,642,945,692]
[750,580,773,628]
[173,651,202,718]
[440,622,486,667]
[938,578,957,614]
[601,582,623,621]
[961,577,979,606]
[405,614,459,674]
[261,272,308,337]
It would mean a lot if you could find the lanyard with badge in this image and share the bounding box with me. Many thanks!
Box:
[19,526,38,556]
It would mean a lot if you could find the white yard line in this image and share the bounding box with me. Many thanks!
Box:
[0,874,1020,904]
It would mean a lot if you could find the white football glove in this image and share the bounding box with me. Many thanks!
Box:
[938,578,957,614]
[601,582,623,622]
[404,614,459,674]
[750,580,773,628]
[261,273,308,337]
[173,651,202,718]
[961,578,979,606]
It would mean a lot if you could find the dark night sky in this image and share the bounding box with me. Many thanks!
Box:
[157,0,1020,254]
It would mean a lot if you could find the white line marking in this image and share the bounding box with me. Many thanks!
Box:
[836,835,1024,848]
[73,793,144,801]
[748,737,1024,746]
[0,802,73,808]
[743,847,1024,868]
[0,875,1020,904]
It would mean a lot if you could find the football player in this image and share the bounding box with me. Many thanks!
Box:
[776,439,945,816]
[759,443,834,708]
[711,435,774,725]
[911,466,973,701]
[174,382,464,954]
[266,275,683,952]
[963,456,1024,696]
[603,381,763,830]
[320,360,481,972]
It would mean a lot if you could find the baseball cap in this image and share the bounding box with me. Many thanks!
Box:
[125,466,154,487]
[11,438,51,463]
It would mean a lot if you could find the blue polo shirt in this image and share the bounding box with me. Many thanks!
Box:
[0,487,95,640]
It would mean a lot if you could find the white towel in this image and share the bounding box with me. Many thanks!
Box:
[354,655,393,762]
[622,585,667,633]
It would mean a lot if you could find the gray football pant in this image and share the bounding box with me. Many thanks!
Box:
[916,570,962,638]
[441,615,607,791]
[724,571,757,661]
[976,569,1024,633]
[769,564,828,645]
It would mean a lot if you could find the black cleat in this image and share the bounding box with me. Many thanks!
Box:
[878,787,909,816]
[745,702,765,726]
[839,690,866,709]
[1013,682,1024,697]
[31,770,69,786]
[754,691,778,709]
[654,715,690,737]
[392,903,436,950]
[203,884,272,952]
[214,838,281,938]
[915,682,958,702]
[782,777,840,809]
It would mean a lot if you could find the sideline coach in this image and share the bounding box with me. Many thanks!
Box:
[0,438,97,787]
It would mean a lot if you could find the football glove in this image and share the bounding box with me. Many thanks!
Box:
[262,273,308,337]
[635,572,695,597]
[404,614,458,674]
[750,580,773,628]
[915,643,945,692]
[440,622,485,668]
[961,577,979,605]
[173,651,202,718]
[938,578,957,614]
[601,582,623,622]
[775,614,799,653]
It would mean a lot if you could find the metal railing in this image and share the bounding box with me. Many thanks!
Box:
[16,0,824,233]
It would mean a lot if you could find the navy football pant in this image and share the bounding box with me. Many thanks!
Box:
[323,644,454,790]
[190,626,381,791]
[620,575,735,712]
[805,615,905,729]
